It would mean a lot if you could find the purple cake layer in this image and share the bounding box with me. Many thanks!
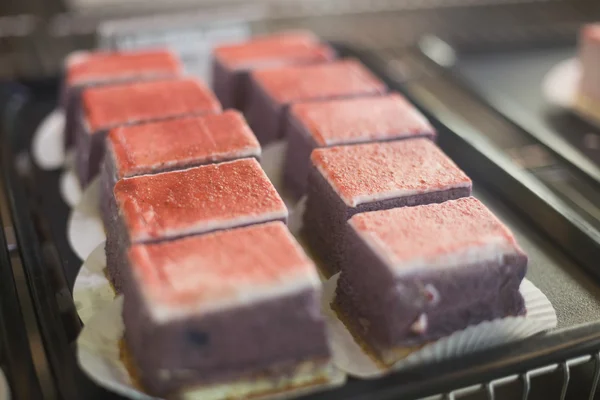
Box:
[333,198,527,364]
[99,164,116,231]
[334,259,525,363]
[122,222,330,396]
[105,213,132,293]
[124,286,331,396]
[283,121,320,199]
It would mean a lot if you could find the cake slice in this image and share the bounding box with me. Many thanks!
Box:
[106,158,287,292]
[75,77,221,185]
[303,139,471,276]
[246,59,387,144]
[61,49,182,148]
[334,197,527,365]
[284,93,436,198]
[123,221,332,397]
[213,30,335,110]
[100,110,260,228]
[576,23,600,124]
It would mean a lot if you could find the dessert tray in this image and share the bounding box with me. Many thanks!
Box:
[3,41,600,400]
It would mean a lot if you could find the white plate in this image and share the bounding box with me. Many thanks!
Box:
[60,167,83,207]
[0,368,10,400]
[67,177,105,261]
[31,109,66,170]
[542,58,580,109]
[73,241,112,325]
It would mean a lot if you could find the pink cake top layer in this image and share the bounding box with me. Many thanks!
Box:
[349,197,525,274]
[66,49,181,86]
[114,158,287,243]
[582,24,600,42]
[129,221,320,320]
[82,78,222,133]
[251,59,386,105]
[214,31,334,71]
[290,93,436,146]
[311,139,472,207]
[108,110,260,179]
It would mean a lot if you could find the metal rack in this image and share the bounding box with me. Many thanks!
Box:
[434,354,600,400]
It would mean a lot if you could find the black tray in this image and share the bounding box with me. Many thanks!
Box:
[4,43,600,400]
[0,107,42,399]
[457,46,600,167]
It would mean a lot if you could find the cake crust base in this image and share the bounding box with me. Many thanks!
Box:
[120,339,340,399]
[330,299,425,368]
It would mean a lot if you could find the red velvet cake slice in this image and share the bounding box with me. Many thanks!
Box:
[213,30,335,110]
[62,49,182,148]
[123,221,333,397]
[100,110,260,228]
[304,139,472,276]
[284,93,436,197]
[75,77,221,185]
[106,158,287,292]
[334,197,527,365]
[576,23,600,124]
[246,59,387,144]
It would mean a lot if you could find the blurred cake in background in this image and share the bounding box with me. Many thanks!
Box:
[576,23,600,124]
